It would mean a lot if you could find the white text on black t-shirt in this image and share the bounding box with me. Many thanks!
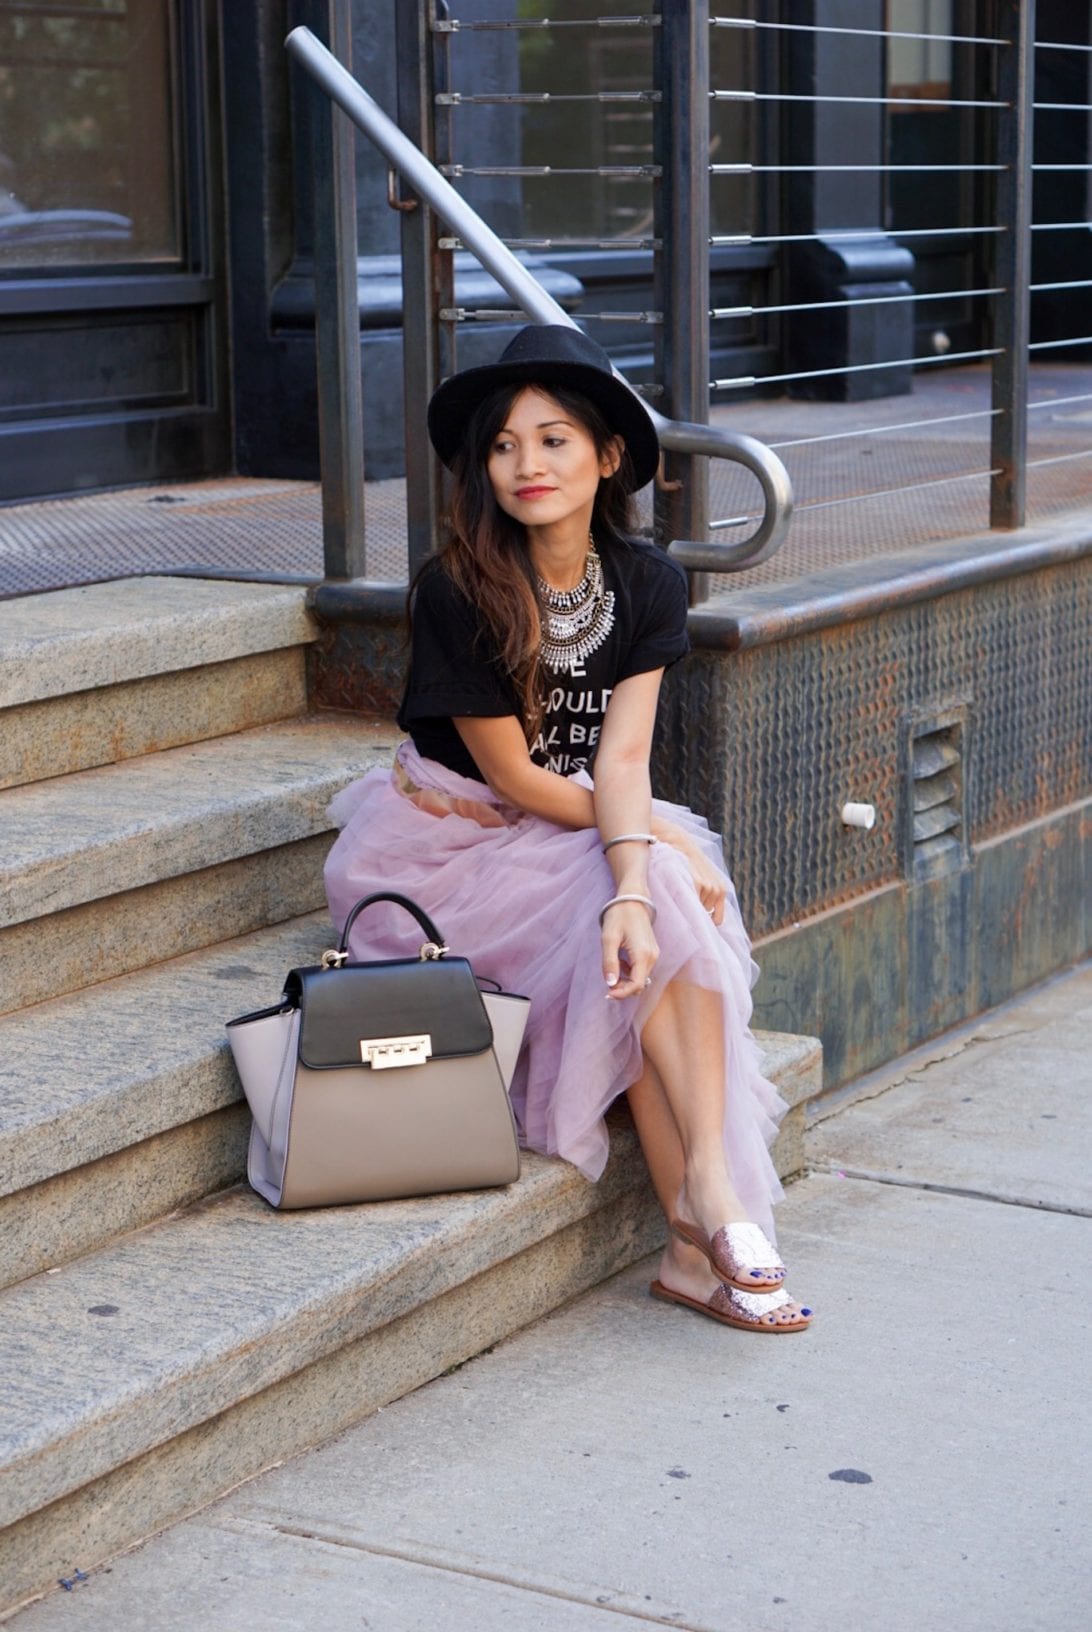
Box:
[530,660,613,775]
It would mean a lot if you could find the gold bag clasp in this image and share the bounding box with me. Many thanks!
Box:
[359,1034,433,1069]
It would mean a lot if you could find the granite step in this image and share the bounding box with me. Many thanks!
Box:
[0,1031,820,1616]
[0,715,399,1015]
[0,578,319,791]
[0,913,333,1289]
[0,864,818,1293]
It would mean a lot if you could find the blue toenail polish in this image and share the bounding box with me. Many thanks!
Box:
[801,1307,812,1316]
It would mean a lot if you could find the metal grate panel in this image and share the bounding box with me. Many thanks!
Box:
[655,557,1091,938]
[1,363,1088,601]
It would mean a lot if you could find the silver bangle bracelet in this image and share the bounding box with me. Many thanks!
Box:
[599,893,657,927]
[602,832,657,854]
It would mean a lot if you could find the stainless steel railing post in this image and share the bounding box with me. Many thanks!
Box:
[657,0,713,605]
[298,0,366,579]
[394,0,446,579]
[990,0,1035,529]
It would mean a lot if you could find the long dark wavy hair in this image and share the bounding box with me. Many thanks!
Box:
[413,382,640,742]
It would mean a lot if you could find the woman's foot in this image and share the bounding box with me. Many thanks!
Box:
[653,1235,810,1331]
[672,1170,785,1291]
[670,1217,786,1293]
[651,1278,813,1332]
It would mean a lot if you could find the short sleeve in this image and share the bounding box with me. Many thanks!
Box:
[614,552,690,682]
[399,562,519,724]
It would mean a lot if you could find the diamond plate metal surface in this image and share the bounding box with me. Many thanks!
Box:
[0,479,407,599]
[1,363,1088,599]
[654,558,1091,938]
[701,362,1092,593]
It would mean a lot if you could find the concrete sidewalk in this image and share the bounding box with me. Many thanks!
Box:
[8,964,1091,1632]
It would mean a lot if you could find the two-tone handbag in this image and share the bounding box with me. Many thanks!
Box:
[226,892,527,1209]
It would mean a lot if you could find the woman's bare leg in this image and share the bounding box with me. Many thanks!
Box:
[627,1043,809,1323]
[638,978,751,1237]
[627,1057,723,1303]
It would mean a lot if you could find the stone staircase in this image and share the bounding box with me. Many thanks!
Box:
[0,576,821,1615]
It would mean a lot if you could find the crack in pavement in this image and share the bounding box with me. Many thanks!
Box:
[261,1519,724,1631]
[813,1163,1092,1217]
[808,1024,1044,1127]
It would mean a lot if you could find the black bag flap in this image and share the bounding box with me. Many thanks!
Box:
[288,957,493,1069]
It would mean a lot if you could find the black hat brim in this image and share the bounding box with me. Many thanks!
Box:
[427,357,660,494]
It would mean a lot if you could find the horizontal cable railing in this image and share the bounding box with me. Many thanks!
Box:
[439,308,663,323]
[1025,449,1092,468]
[711,287,1004,320]
[711,466,1006,535]
[704,2,1086,543]
[1030,335,1092,351]
[436,92,661,105]
[710,91,1008,108]
[765,408,1001,452]
[433,16,662,31]
[286,22,793,589]
[523,3,1076,553]
[438,236,662,250]
[444,2,1089,562]
[710,18,1006,47]
[710,162,1006,173]
[709,226,1005,244]
[440,164,661,177]
[711,350,1004,393]
[1027,393,1092,410]
[290,4,1091,590]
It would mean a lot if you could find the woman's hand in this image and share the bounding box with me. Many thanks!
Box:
[654,819,727,926]
[601,901,659,1000]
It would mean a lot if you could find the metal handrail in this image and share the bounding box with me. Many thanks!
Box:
[285,24,793,575]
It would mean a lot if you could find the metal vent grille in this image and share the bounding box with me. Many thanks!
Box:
[905,712,969,880]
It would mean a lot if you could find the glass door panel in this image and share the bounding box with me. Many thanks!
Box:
[0,0,180,267]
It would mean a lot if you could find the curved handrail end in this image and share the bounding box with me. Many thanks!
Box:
[661,421,794,573]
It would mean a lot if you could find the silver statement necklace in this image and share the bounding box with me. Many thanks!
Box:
[537,538,616,673]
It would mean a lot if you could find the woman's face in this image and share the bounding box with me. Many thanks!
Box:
[486,387,621,534]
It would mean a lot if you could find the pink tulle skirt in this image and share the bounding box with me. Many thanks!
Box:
[323,742,786,1239]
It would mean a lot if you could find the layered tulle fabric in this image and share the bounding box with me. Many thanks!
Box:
[324,742,786,1239]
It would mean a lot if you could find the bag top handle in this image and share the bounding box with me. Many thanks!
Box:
[338,891,447,956]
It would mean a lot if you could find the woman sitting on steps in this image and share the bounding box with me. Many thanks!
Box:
[324,324,812,1333]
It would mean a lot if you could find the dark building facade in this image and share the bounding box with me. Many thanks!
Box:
[1,1,1090,503]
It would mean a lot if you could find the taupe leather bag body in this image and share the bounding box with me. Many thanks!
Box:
[226,892,527,1209]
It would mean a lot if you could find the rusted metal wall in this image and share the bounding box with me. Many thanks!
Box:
[748,799,1087,1089]
[649,552,1090,1085]
[653,558,1091,941]
[307,585,406,716]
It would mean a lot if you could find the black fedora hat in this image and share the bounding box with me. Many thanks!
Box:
[427,324,660,493]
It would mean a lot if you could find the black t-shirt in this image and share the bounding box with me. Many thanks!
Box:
[397,537,689,783]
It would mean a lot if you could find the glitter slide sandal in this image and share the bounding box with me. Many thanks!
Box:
[650,1279,812,1333]
[670,1218,786,1293]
